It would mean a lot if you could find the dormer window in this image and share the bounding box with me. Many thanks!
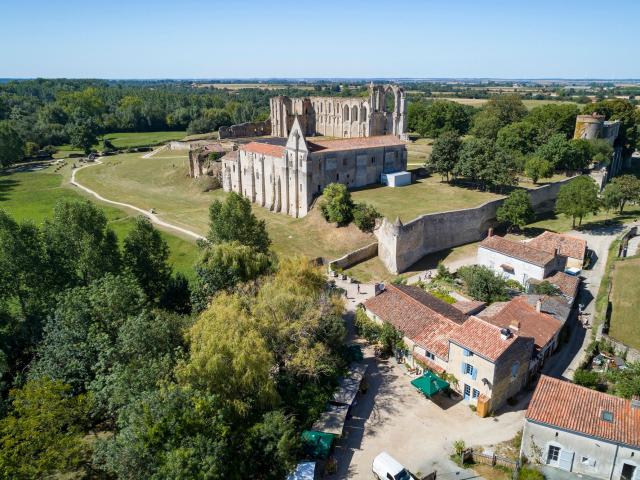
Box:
[601,410,614,422]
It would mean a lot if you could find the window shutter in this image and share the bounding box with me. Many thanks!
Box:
[460,362,466,374]
[558,450,574,471]
[463,349,470,357]
[471,366,478,380]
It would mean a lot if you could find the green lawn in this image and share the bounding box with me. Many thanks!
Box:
[53,131,187,157]
[0,165,198,279]
[609,257,640,350]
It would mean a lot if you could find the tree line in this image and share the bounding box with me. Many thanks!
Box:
[0,192,349,479]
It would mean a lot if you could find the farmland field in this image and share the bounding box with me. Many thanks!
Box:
[608,257,640,349]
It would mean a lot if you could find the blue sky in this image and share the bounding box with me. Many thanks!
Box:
[1,0,638,79]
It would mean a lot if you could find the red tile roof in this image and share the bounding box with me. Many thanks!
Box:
[240,142,285,157]
[526,375,640,448]
[363,284,466,360]
[452,300,487,315]
[528,231,587,262]
[308,135,406,153]
[413,352,446,374]
[480,236,556,267]
[449,316,532,362]
[484,296,562,352]
[221,150,239,162]
[543,271,581,301]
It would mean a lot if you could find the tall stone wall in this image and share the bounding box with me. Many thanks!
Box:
[329,242,379,271]
[218,120,271,139]
[376,176,578,273]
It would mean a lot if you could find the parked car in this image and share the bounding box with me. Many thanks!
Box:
[372,452,412,480]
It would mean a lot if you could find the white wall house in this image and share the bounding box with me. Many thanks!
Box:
[521,376,640,480]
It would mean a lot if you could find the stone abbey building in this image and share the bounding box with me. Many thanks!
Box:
[221,117,407,217]
[270,83,408,140]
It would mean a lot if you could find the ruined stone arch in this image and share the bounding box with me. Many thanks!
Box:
[343,105,350,121]
[351,105,358,122]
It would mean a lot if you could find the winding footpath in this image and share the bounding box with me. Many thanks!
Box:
[70,158,205,241]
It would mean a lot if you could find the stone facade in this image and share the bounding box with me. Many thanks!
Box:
[270,83,408,140]
[222,117,407,218]
[218,120,271,139]
[187,143,226,178]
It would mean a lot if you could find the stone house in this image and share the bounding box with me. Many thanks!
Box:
[221,117,407,217]
[527,231,587,271]
[362,284,534,412]
[521,376,640,480]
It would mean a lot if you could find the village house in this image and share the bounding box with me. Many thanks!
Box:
[521,376,640,480]
[362,284,533,413]
[527,231,587,271]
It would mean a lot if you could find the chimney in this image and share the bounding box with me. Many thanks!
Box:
[536,299,542,313]
[488,228,494,238]
[509,319,520,332]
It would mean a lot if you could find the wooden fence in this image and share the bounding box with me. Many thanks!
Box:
[463,449,521,479]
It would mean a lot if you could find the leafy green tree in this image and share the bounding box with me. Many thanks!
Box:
[603,175,640,214]
[454,137,495,188]
[602,181,625,215]
[0,378,91,479]
[191,241,272,312]
[524,156,553,184]
[608,361,640,398]
[525,103,580,142]
[531,281,561,296]
[590,139,614,165]
[429,130,461,182]
[208,192,271,253]
[555,176,600,228]
[568,138,594,171]
[0,121,24,167]
[583,99,640,158]
[352,202,381,233]
[496,121,539,157]
[471,95,528,139]
[123,216,172,303]
[482,147,518,192]
[497,189,534,231]
[320,183,354,225]
[42,200,121,288]
[68,116,98,154]
[408,100,473,137]
[159,272,192,314]
[535,133,574,170]
[457,265,509,303]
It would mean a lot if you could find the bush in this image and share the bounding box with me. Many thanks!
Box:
[531,281,561,296]
[319,183,353,225]
[42,145,58,155]
[197,175,221,192]
[457,265,509,303]
[354,308,382,343]
[573,368,601,390]
[505,279,524,292]
[352,203,381,233]
[427,288,456,304]
[519,468,545,480]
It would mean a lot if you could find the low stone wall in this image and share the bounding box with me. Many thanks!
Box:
[376,176,577,273]
[601,334,640,363]
[219,120,271,139]
[329,242,378,271]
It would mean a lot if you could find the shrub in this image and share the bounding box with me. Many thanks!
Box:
[353,202,381,233]
[354,307,382,343]
[24,141,40,157]
[519,467,545,480]
[531,281,561,296]
[319,183,353,225]
[435,261,453,282]
[505,279,524,292]
[573,368,601,390]
[457,265,509,303]
[427,288,456,304]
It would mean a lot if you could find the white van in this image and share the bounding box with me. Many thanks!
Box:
[372,452,413,480]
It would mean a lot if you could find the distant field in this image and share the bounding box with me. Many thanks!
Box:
[195,83,314,91]
[431,97,579,110]
[609,257,640,349]
[0,165,198,279]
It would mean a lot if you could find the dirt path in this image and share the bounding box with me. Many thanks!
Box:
[70,159,205,241]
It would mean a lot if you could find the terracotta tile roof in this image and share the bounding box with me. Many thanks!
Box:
[477,301,509,319]
[413,352,446,374]
[526,375,640,448]
[240,142,285,157]
[480,236,555,267]
[543,271,580,301]
[221,150,239,162]
[528,231,587,261]
[307,135,406,153]
[449,316,532,362]
[452,300,487,315]
[484,296,562,353]
[363,284,466,360]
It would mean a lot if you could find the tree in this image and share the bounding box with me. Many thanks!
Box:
[531,281,561,296]
[208,192,270,253]
[191,241,272,312]
[429,130,461,182]
[68,116,98,154]
[0,378,91,479]
[604,175,640,214]
[352,202,381,233]
[525,103,579,142]
[583,99,640,158]
[159,272,192,314]
[567,139,594,171]
[524,156,553,184]
[454,137,495,188]
[0,121,24,167]
[42,200,121,288]
[320,183,354,225]
[408,100,473,137]
[555,176,600,228]
[535,133,574,170]
[457,265,509,303]
[471,95,528,139]
[496,121,539,157]
[123,216,172,303]
[602,181,626,215]
[497,189,534,232]
[608,361,640,399]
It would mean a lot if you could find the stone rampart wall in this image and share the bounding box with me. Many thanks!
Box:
[218,120,271,139]
[376,176,578,273]
[329,242,379,271]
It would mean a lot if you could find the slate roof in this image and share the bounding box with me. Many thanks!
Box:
[524,295,572,324]
[526,375,640,448]
[307,135,406,153]
[240,142,285,157]
[449,316,532,362]
[528,231,587,261]
[484,296,562,353]
[480,236,556,267]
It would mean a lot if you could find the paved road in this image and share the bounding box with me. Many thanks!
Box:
[70,159,205,241]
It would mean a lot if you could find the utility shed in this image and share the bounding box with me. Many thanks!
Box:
[331,363,368,406]
[381,171,411,187]
[311,404,349,436]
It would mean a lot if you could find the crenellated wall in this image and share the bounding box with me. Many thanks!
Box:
[375,176,578,273]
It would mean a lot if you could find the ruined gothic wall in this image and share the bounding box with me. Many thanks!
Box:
[219,120,271,139]
[376,176,578,273]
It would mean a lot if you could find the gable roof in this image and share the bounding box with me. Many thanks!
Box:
[539,271,581,301]
[479,236,555,267]
[363,284,466,359]
[307,135,406,153]
[240,142,285,157]
[526,375,640,448]
[452,300,487,315]
[527,231,587,261]
[484,296,562,352]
